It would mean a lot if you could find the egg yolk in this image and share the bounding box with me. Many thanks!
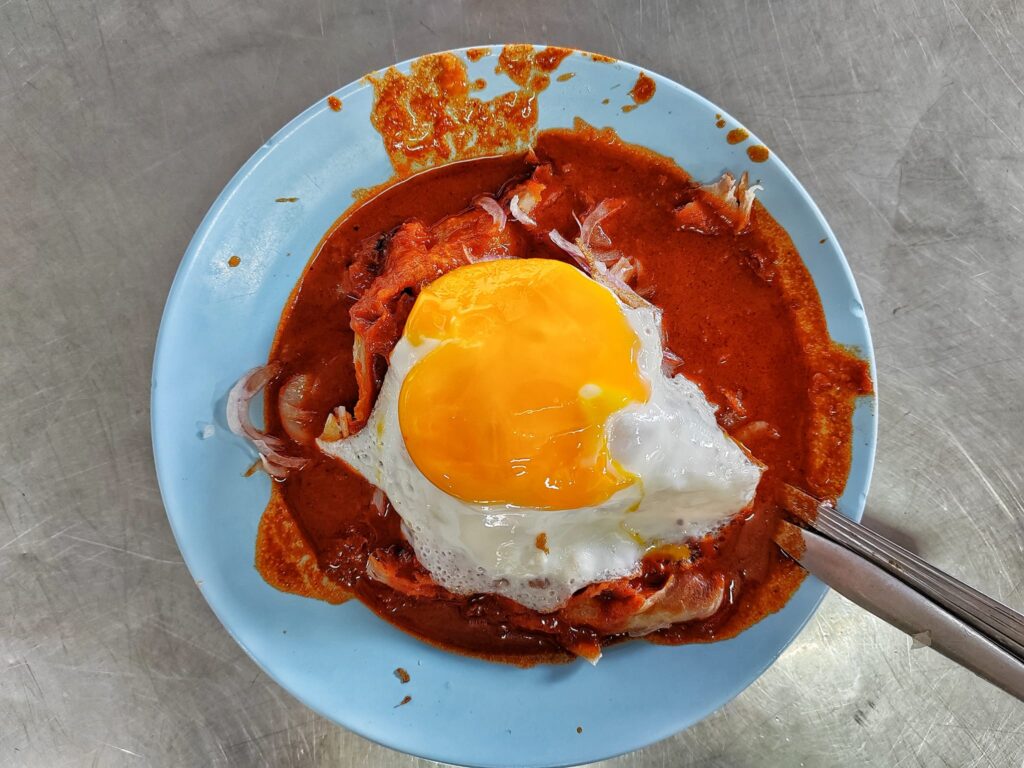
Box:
[398,258,649,510]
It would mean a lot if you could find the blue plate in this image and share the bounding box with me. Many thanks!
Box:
[152,46,876,768]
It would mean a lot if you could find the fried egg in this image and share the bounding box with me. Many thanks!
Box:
[318,258,761,612]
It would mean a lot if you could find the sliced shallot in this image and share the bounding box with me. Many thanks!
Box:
[462,244,505,264]
[699,172,763,232]
[578,198,624,251]
[227,363,307,479]
[592,259,643,308]
[607,256,635,284]
[370,486,386,516]
[278,373,320,444]
[509,194,537,227]
[548,229,590,272]
[474,196,507,231]
[549,220,648,309]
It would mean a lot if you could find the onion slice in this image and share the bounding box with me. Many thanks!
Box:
[509,194,537,227]
[591,258,644,308]
[370,486,386,516]
[278,373,320,444]
[462,244,507,265]
[607,256,635,284]
[227,364,308,479]
[548,229,589,272]
[474,195,507,231]
[549,225,648,308]
[578,198,624,251]
[699,172,762,232]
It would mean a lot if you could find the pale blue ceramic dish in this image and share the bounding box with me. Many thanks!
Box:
[152,45,876,768]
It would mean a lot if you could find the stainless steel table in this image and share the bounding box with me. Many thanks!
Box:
[2,0,1023,765]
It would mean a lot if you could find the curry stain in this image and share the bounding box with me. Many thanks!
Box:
[496,44,571,87]
[395,695,412,708]
[326,95,342,112]
[227,255,241,268]
[394,667,410,683]
[556,72,575,82]
[466,47,490,62]
[819,238,827,244]
[601,98,610,105]
[586,52,616,63]
[726,127,749,144]
[747,144,769,163]
[716,119,726,129]
[628,72,655,105]
[366,47,570,180]
[471,77,486,91]
[535,532,549,554]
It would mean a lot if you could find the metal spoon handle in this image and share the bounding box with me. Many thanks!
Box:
[780,484,1024,661]
[776,521,1024,702]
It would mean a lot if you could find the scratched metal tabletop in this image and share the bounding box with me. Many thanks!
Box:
[2,0,1023,765]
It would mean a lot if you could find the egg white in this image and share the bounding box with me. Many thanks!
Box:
[318,283,762,612]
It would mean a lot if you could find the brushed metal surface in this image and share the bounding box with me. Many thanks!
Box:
[2,0,1023,765]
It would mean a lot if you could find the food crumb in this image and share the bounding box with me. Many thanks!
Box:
[471,77,487,91]
[395,695,412,708]
[275,197,299,203]
[576,726,583,734]
[466,47,489,62]
[556,72,575,82]
[747,145,769,163]
[535,532,549,554]
[227,255,241,268]
[715,118,726,129]
[819,238,827,244]
[601,98,610,105]
[726,128,749,145]
[327,95,342,112]
[394,667,410,684]
[621,104,638,113]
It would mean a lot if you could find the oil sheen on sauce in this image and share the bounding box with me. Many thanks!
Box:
[251,49,871,665]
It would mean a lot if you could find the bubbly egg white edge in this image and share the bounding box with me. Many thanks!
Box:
[317,292,762,613]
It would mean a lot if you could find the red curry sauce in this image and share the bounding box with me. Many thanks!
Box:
[254,122,871,664]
